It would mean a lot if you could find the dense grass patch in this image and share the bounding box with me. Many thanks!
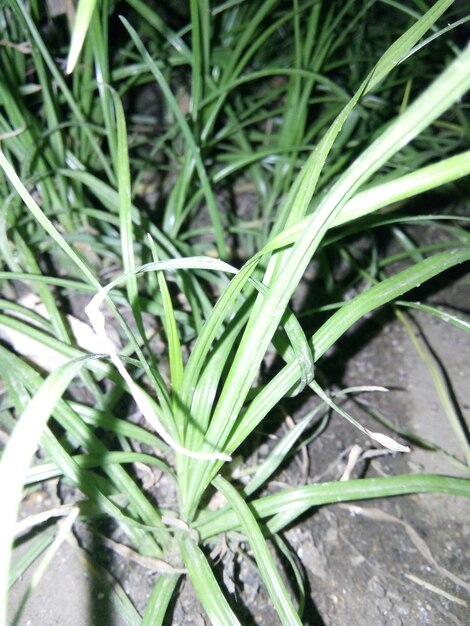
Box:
[1,1,469,623]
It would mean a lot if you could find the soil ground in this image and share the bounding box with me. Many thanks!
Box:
[8,241,470,625]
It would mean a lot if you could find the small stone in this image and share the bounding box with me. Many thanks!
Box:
[368,576,386,598]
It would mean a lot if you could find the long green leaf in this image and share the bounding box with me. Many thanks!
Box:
[213,476,302,625]
[365,0,454,93]
[179,534,241,626]
[333,150,470,227]
[197,474,470,540]
[0,149,99,288]
[25,451,175,485]
[0,355,98,626]
[66,0,98,73]
[142,573,181,626]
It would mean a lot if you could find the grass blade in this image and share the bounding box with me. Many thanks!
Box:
[142,573,181,626]
[333,150,470,227]
[148,238,184,397]
[365,0,454,93]
[66,0,98,74]
[179,534,241,626]
[395,301,470,334]
[397,310,470,468]
[0,355,99,625]
[213,476,302,625]
[197,474,470,540]
[0,148,99,287]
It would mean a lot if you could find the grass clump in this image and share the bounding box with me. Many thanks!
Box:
[1,0,470,623]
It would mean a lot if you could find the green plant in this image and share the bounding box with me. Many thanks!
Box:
[1,0,470,623]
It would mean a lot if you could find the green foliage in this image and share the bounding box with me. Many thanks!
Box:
[1,0,469,623]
